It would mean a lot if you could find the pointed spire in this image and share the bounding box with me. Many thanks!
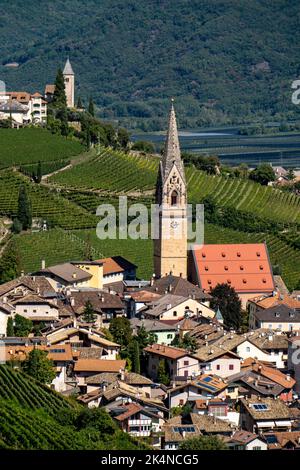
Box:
[63,57,74,76]
[162,99,185,181]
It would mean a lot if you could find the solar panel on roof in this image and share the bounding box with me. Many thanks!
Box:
[265,435,277,444]
[173,426,195,433]
[202,377,212,383]
[253,404,268,411]
[200,383,218,392]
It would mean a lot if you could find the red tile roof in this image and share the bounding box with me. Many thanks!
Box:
[114,403,143,421]
[74,359,126,373]
[144,343,191,360]
[192,243,275,293]
[95,256,136,276]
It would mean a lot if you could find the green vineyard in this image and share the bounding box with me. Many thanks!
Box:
[48,147,158,193]
[0,365,142,450]
[49,147,300,226]
[0,171,97,230]
[0,128,83,168]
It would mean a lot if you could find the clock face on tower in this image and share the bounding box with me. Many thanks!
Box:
[170,220,179,229]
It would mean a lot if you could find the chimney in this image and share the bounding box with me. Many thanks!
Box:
[41,260,46,270]
[168,284,172,292]
[72,272,77,279]
[73,317,77,328]
[36,287,40,295]
[150,277,154,286]
[120,368,125,381]
[180,273,182,278]
[70,297,75,307]
[286,374,291,382]
[3,296,7,303]
[20,270,25,277]
[182,431,186,439]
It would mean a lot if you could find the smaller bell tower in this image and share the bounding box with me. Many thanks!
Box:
[63,58,75,108]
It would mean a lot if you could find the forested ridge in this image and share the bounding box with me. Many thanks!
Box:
[1,0,300,129]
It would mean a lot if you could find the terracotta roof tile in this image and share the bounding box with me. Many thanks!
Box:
[192,243,275,293]
[74,359,126,373]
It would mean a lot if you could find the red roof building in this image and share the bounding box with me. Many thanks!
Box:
[189,243,275,308]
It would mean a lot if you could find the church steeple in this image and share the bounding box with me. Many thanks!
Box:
[161,100,185,183]
[153,100,188,279]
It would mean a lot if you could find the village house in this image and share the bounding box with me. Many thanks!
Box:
[62,290,125,326]
[162,413,235,450]
[239,397,293,433]
[249,303,300,332]
[197,330,289,370]
[45,321,120,359]
[189,323,226,346]
[227,366,295,402]
[248,291,300,318]
[144,275,211,305]
[130,318,178,345]
[97,256,137,286]
[189,243,275,309]
[111,402,165,439]
[224,430,267,450]
[83,380,168,416]
[189,398,240,426]
[12,294,59,323]
[74,358,126,391]
[144,344,200,381]
[166,374,229,408]
[84,371,154,396]
[263,431,300,450]
[194,345,241,378]
[3,343,74,392]
[33,261,104,291]
[0,91,47,125]
[140,294,215,322]
[0,275,56,335]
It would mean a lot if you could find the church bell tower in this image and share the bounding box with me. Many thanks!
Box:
[154,100,187,278]
[63,58,75,108]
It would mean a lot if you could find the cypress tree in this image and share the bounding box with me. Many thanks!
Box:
[82,300,97,323]
[77,96,83,109]
[131,340,140,374]
[17,185,32,231]
[52,68,67,108]
[36,161,42,183]
[157,359,170,386]
[88,97,95,117]
[6,317,14,336]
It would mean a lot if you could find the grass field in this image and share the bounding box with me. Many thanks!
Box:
[10,224,300,290]
[0,128,83,168]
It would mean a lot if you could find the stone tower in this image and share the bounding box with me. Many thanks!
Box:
[154,100,187,278]
[63,58,75,108]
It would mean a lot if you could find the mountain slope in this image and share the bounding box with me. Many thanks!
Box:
[1,0,300,129]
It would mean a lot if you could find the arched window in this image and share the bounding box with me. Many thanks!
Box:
[171,190,178,206]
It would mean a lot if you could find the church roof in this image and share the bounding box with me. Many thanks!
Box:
[191,243,275,293]
[161,100,185,182]
[63,58,74,75]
